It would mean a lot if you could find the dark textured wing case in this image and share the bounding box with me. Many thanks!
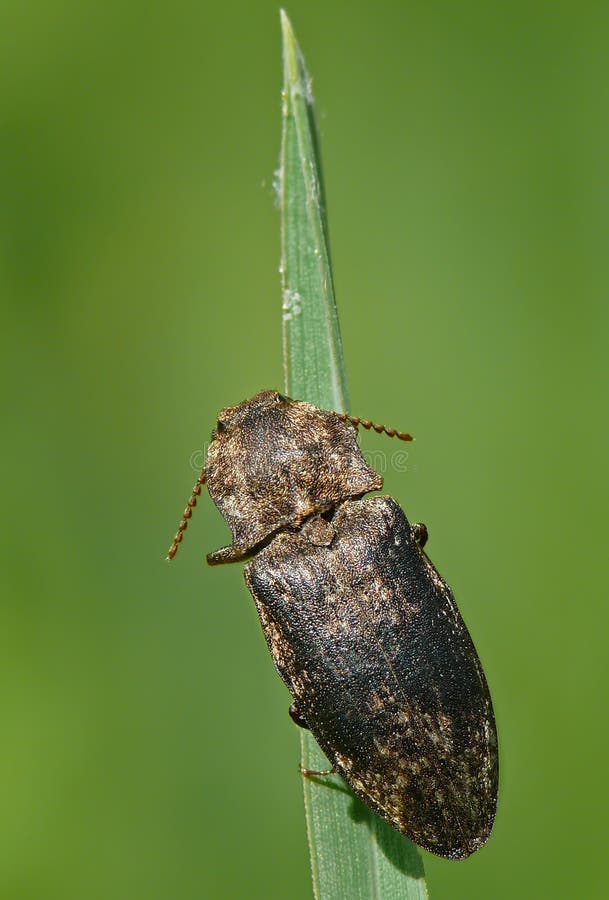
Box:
[244,495,498,859]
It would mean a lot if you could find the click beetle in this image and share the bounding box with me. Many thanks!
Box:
[168,389,498,859]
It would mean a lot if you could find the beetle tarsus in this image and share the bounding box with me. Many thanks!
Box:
[300,763,337,778]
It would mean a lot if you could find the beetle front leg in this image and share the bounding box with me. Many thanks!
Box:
[207,544,252,565]
[412,522,428,548]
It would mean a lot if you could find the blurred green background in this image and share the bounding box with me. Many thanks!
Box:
[1,1,608,898]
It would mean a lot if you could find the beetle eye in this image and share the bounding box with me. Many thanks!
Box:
[216,419,228,433]
[274,392,286,404]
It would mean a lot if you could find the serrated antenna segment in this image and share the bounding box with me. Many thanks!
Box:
[338,413,413,442]
[166,469,207,560]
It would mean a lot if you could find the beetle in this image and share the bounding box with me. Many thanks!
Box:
[168,389,498,859]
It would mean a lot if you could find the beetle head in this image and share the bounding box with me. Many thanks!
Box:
[205,390,382,554]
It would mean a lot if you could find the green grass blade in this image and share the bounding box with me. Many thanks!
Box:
[278,11,429,900]
[279,11,349,414]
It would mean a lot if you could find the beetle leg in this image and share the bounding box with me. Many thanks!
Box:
[300,763,337,777]
[206,544,251,565]
[412,522,428,548]
[289,701,309,730]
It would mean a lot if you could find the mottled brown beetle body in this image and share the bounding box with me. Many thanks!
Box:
[179,390,498,858]
[246,496,497,859]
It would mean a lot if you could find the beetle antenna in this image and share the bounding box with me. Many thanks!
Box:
[338,414,413,442]
[166,469,207,560]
